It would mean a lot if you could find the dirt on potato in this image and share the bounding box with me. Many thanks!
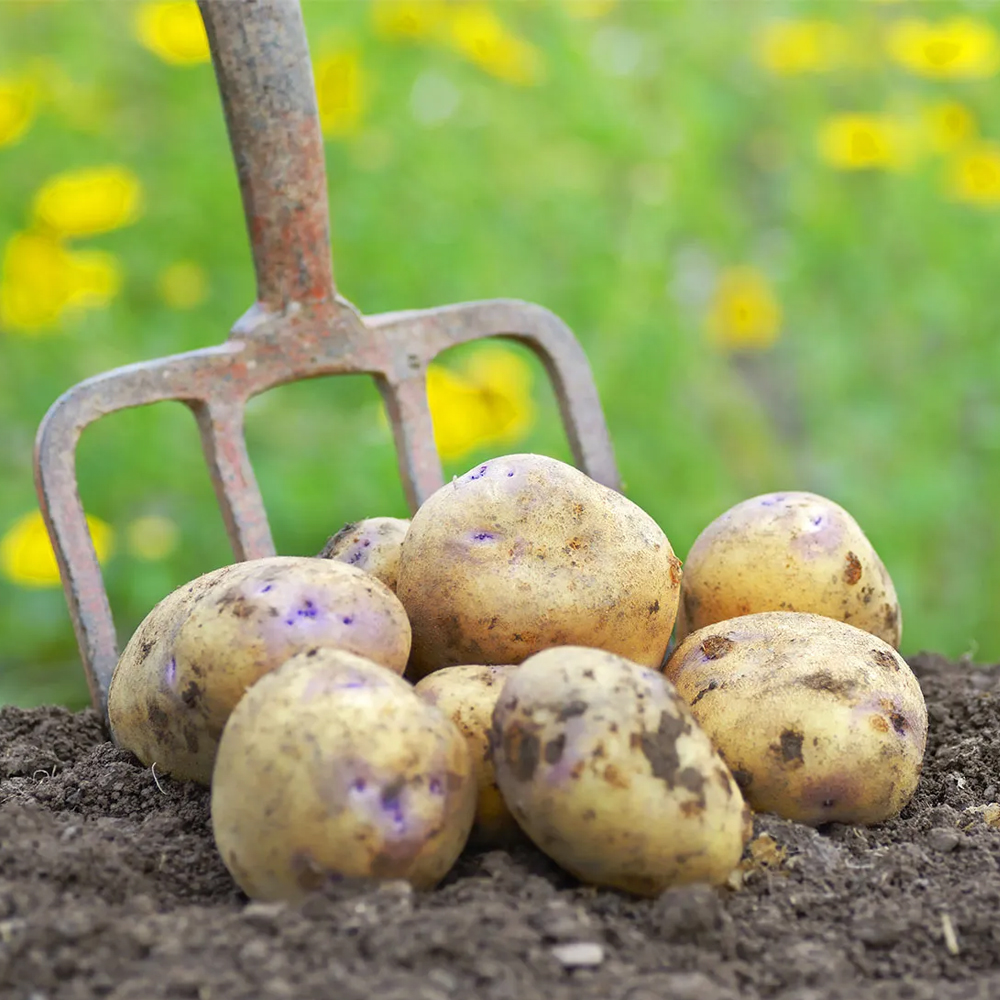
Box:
[3,652,1000,1000]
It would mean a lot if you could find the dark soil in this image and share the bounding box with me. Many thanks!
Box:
[3,652,1000,1000]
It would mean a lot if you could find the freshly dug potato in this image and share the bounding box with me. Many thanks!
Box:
[414,664,521,847]
[677,491,901,647]
[664,612,927,826]
[319,516,410,592]
[211,649,477,901]
[491,646,751,896]
[397,453,682,679]
[109,556,411,785]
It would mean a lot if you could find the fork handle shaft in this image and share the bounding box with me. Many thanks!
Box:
[199,0,335,312]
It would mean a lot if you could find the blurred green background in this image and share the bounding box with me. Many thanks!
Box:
[2,0,998,709]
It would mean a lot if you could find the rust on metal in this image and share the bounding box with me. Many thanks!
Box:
[33,0,619,722]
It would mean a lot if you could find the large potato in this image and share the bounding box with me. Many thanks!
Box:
[319,516,410,592]
[677,491,901,647]
[211,649,477,901]
[397,453,682,679]
[664,611,927,826]
[491,646,751,896]
[109,556,411,784]
[414,664,521,847]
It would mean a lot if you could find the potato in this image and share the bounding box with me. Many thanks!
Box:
[108,556,411,785]
[491,646,751,896]
[677,491,901,647]
[397,454,682,679]
[664,612,927,826]
[211,649,477,901]
[318,516,410,592]
[414,665,521,847]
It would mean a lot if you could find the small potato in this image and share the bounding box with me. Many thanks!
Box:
[211,649,477,901]
[491,646,751,896]
[414,665,521,847]
[109,556,411,785]
[665,612,927,826]
[319,516,410,592]
[677,491,901,647]
[397,454,682,679]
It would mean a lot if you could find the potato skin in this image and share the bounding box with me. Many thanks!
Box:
[414,665,521,847]
[397,454,682,679]
[677,491,901,648]
[491,646,751,896]
[319,517,410,593]
[665,612,927,826]
[108,556,411,785]
[211,650,477,901]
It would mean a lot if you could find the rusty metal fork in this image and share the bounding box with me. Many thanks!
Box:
[33,0,618,722]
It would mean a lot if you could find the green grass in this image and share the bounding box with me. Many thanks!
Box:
[1,0,998,709]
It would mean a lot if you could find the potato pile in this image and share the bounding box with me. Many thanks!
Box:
[109,454,927,903]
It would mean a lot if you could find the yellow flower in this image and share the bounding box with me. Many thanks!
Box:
[449,4,545,86]
[1,510,115,588]
[754,19,850,75]
[158,260,208,310]
[126,515,179,561]
[886,18,1000,79]
[947,143,1000,206]
[315,50,365,138]
[135,1,210,66]
[0,75,37,147]
[0,231,121,332]
[706,267,782,351]
[561,0,619,19]
[817,113,912,171]
[427,345,535,461]
[33,166,143,239]
[373,0,448,39]
[921,100,976,155]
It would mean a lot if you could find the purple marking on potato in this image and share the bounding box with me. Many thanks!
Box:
[812,515,823,526]
[363,539,371,548]
[260,584,273,593]
[352,778,367,792]
[296,600,318,619]
[381,787,406,827]
[347,550,364,565]
[472,532,495,542]
[469,464,489,480]
[506,470,515,477]
[429,778,443,795]
[342,615,354,625]
[165,657,177,688]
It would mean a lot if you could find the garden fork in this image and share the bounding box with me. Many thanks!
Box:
[33,0,618,722]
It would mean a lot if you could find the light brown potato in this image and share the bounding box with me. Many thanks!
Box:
[664,612,927,826]
[318,516,410,592]
[414,664,521,847]
[397,453,682,679]
[211,649,477,901]
[491,646,751,896]
[108,556,411,785]
[677,491,901,647]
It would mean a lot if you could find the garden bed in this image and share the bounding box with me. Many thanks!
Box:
[2,652,999,1000]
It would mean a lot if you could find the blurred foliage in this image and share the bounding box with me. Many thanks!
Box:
[2,0,999,709]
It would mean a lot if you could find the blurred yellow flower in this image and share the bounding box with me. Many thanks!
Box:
[921,100,976,154]
[1,510,114,588]
[817,113,911,171]
[315,50,365,138]
[0,75,37,147]
[754,19,850,75]
[947,143,1000,206]
[449,4,545,86]
[135,1,210,66]
[373,0,447,39]
[886,18,999,79]
[427,345,535,461]
[158,260,208,310]
[126,515,179,561]
[706,267,782,351]
[1,231,121,332]
[561,0,619,19]
[33,166,143,239]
